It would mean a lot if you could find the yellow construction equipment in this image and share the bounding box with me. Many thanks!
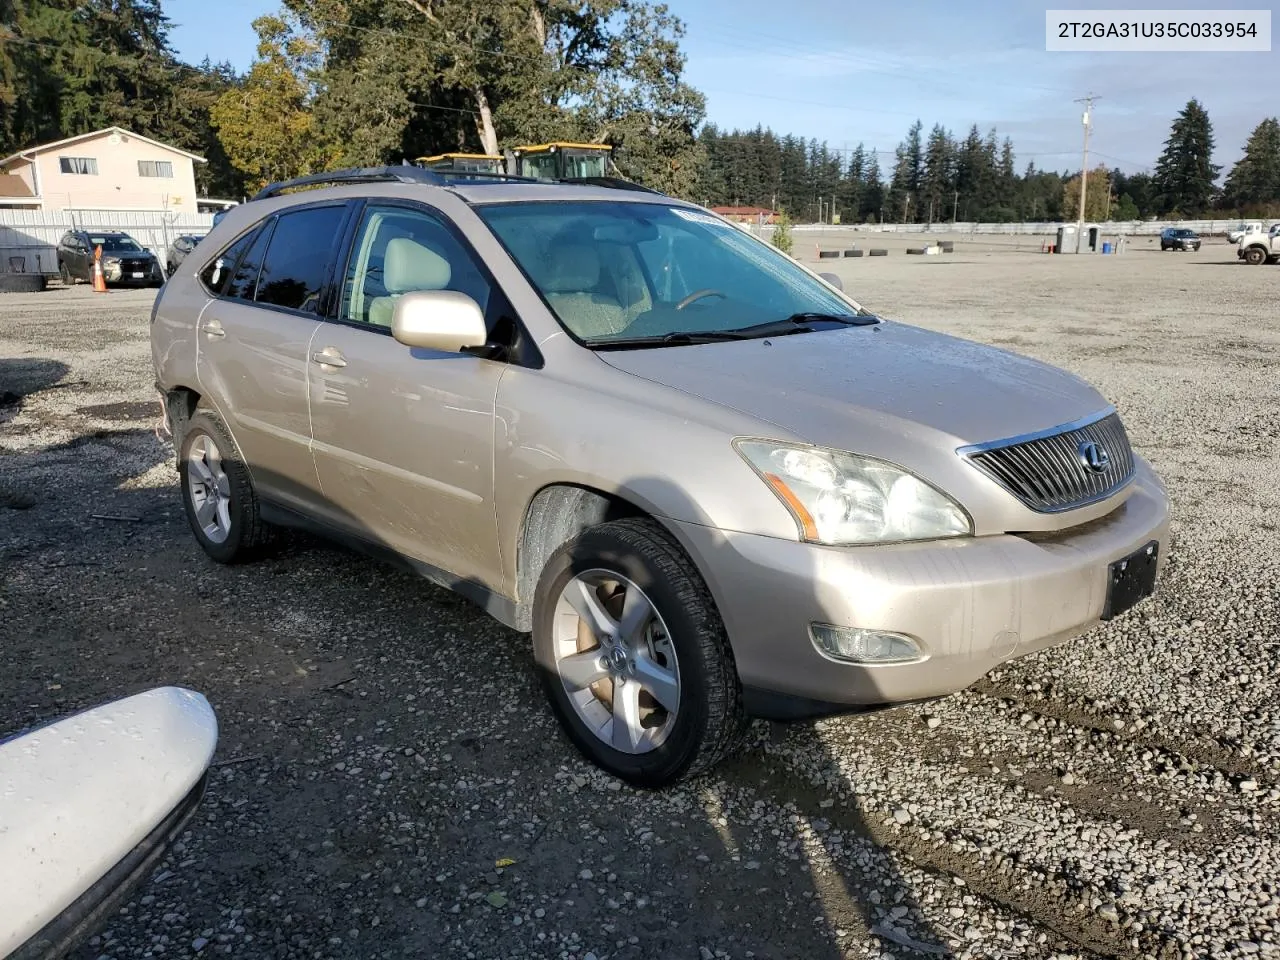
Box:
[511,142,612,180]
[416,153,504,174]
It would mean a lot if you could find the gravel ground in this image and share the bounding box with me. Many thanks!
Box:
[1,242,1277,960]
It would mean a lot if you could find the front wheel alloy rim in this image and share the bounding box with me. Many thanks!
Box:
[187,434,232,544]
[552,570,681,755]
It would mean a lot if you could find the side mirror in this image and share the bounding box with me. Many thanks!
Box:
[391,290,488,353]
[818,271,844,291]
[0,687,217,960]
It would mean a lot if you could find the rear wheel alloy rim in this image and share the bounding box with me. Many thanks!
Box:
[187,434,232,544]
[552,570,681,755]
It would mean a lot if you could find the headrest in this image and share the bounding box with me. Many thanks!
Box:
[385,237,451,294]
[543,242,600,293]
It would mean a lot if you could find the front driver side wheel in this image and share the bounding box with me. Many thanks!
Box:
[178,409,270,563]
[532,518,748,787]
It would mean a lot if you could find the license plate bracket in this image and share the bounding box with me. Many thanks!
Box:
[1101,540,1159,621]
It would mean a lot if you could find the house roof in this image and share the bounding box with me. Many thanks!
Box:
[0,174,34,198]
[0,126,207,168]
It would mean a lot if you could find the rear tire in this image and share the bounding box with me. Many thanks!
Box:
[178,409,270,564]
[59,261,73,285]
[532,518,748,787]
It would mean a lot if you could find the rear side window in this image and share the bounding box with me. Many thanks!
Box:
[224,226,273,301]
[254,205,346,313]
[200,227,261,296]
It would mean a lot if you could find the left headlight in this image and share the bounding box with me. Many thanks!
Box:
[735,440,972,546]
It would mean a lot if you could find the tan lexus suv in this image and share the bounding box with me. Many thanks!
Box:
[152,166,1170,786]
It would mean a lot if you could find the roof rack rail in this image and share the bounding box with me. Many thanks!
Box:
[434,170,539,184]
[559,176,665,195]
[251,165,447,201]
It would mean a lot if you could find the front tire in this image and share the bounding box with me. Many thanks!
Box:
[178,409,270,563]
[532,518,748,787]
[1245,247,1267,265]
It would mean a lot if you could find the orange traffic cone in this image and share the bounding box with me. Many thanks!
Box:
[92,245,108,293]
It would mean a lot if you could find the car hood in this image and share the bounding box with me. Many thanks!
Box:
[597,321,1110,460]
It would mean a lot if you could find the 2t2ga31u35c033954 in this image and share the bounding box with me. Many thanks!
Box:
[1045,9,1271,52]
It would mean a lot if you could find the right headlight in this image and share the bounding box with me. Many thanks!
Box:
[735,439,972,546]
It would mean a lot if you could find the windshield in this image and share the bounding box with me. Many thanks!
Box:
[478,201,867,345]
[89,235,143,252]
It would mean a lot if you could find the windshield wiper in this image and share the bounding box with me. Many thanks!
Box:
[583,329,778,349]
[779,311,879,326]
[582,313,877,350]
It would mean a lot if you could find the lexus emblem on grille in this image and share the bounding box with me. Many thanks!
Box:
[1078,440,1110,473]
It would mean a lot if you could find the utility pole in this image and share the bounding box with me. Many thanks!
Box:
[953,190,958,223]
[1074,93,1099,249]
[903,194,910,223]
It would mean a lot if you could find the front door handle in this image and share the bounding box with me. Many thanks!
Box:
[203,318,226,340]
[312,348,347,369]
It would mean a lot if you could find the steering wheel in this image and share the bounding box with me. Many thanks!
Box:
[675,289,727,311]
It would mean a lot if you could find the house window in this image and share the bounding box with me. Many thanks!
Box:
[59,157,98,175]
[137,160,174,178]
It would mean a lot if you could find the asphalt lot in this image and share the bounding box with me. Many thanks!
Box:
[2,240,1278,960]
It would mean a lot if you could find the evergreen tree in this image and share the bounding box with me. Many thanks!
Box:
[861,155,885,222]
[1152,99,1220,216]
[888,119,923,221]
[919,124,953,224]
[1222,117,1280,212]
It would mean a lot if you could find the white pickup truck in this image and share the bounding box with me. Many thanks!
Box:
[1227,221,1263,244]
[1238,223,1280,265]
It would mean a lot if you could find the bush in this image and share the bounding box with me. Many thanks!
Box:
[770,209,793,255]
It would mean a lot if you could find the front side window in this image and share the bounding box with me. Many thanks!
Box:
[254,205,346,312]
[339,204,492,328]
[520,153,559,181]
[562,153,607,179]
[59,157,98,175]
[478,201,864,344]
[138,160,174,178]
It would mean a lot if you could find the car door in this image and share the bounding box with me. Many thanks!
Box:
[194,202,350,514]
[66,234,87,278]
[307,200,506,589]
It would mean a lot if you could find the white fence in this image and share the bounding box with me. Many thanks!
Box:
[781,219,1243,237]
[0,209,215,276]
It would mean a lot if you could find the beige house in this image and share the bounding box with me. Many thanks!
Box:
[0,126,205,213]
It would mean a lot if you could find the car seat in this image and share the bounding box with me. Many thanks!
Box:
[542,242,627,338]
[368,237,453,328]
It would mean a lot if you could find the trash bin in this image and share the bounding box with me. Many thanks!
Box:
[1101,242,1113,254]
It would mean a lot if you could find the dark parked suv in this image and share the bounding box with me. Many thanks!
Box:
[57,231,161,286]
[1159,227,1201,252]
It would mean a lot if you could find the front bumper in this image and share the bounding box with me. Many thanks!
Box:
[671,461,1170,716]
[103,261,158,284]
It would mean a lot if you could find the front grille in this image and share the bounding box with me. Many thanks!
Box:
[120,258,151,272]
[960,410,1136,513]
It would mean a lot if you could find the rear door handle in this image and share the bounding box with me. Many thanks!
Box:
[203,318,226,340]
[312,348,347,369]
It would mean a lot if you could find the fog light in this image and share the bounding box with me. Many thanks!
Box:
[809,623,924,664]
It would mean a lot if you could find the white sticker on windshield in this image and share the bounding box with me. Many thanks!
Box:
[672,208,729,227]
